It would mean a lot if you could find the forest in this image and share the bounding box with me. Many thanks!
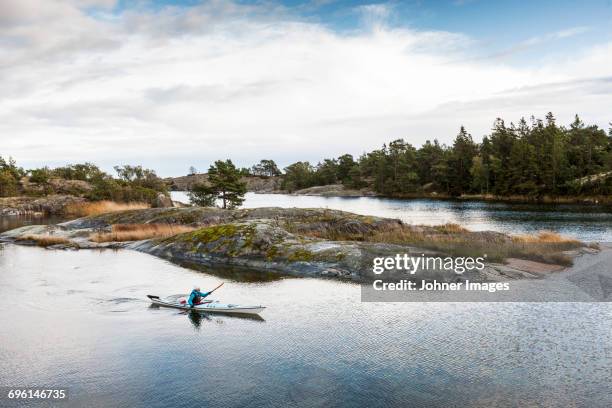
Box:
[279,113,612,198]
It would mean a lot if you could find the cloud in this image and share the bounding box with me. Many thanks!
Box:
[481,26,590,60]
[0,0,611,175]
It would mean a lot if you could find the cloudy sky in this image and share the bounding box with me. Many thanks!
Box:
[1,0,611,176]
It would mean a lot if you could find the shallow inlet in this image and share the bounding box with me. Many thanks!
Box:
[0,244,611,407]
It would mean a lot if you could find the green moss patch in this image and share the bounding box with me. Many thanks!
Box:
[288,249,314,262]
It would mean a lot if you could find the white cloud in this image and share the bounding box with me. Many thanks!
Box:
[0,0,611,175]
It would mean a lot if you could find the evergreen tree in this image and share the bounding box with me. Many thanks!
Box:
[188,183,217,207]
[487,119,516,194]
[336,154,356,183]
[508,138,538,195]
[416,140,445,187]
[447,126,477,195]
[537,112,568,193]
[346,165,366,189]
[470,156,488,194]
[314,159,339,185]
[281,162,315,192]
[251,160,281,177]
[566,115,609,179]
[189,160,247,209]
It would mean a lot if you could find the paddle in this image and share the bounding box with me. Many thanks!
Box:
[208,282,224,295]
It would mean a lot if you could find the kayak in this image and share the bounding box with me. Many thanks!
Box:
[147,295,265,315]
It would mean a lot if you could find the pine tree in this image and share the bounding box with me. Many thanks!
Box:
[251,160,281,177]
[447,126,477,195]
[189,160,247,209]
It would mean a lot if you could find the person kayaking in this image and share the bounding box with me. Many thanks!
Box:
[188,286,212,307]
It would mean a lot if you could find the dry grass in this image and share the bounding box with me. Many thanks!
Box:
[432,223,469,234]
[17,234,70,247]
[90,223,197,242]
[287,220,583,266]
[512,231,580,245]
[65,201,150,217]
[368,226,582,266]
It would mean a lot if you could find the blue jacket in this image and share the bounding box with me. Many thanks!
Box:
[188,289,211,307]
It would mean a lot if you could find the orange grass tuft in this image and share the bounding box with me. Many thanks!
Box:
[512,231,580,245]
[90,223,197,242]
[17,234,70,247]
[65,201,150,217]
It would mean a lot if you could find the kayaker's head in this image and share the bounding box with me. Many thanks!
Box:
[194,286,200,291]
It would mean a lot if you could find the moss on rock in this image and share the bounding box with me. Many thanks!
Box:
[188,224,240,243]
[288,249,314,262]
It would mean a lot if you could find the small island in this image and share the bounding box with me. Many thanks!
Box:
[1,205,599,284]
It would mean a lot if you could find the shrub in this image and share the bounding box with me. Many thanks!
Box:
[28,168,51,184]
[0,170,19,197]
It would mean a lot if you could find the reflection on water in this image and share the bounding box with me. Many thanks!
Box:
[186,309,210,329]
[1,245,611,407]
[0,213,66,233]
[174,260,283,283]
[171,192,612,241]
[182,309,265,330]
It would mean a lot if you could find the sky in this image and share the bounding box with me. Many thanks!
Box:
[1,0,612,176]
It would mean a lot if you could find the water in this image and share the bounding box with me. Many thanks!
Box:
[1,197,610,406]
[0,245,610,407]
[0,214,66,234]
[171,192,612,242]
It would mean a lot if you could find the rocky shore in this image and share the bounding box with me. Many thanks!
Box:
[0,207,596,283]
[291,184,377,197]
[0,195,86,216]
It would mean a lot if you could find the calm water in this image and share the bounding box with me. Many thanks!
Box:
[0,245,611,407]
[0,214,66,234]
[171,192,612,242]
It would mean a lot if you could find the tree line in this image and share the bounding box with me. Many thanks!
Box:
[2,112,611,209]
[275,113,612,197]
[187,113,611,209]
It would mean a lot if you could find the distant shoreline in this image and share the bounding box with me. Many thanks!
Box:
[172,187,612,207]
[166,174,612,206]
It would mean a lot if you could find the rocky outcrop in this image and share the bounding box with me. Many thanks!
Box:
[0,195,86,216]
[18,177,93,196]
[152,193,173,208]
[292,184,377,197]
[165,174,281,192]
[59,207,401,232]
[47,178,92,195]
[130,221,449,280]
[1,217,478,282]
[1,207,591,283]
